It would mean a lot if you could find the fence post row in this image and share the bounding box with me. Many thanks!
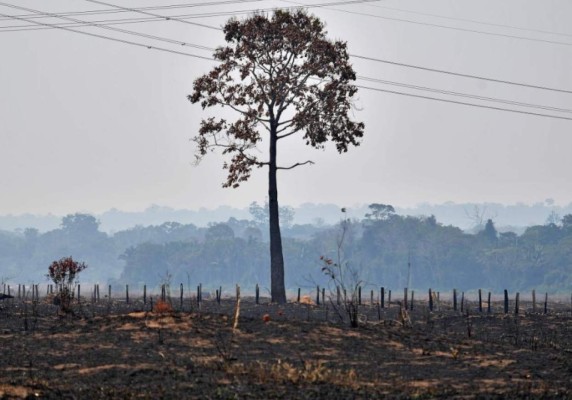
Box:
[5,283,568,318]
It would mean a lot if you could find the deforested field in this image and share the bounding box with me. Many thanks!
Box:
[1,295,571,399]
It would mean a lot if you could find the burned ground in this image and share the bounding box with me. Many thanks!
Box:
[0,296,571,399]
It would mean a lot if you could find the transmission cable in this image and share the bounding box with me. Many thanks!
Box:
[0,0,383,32]
[1,6,570,122]
[363,3,572,40]
[355,84,572,122]
[0,2,218,51]
[357,76,572,114]
[83,0,222,31]
[351,54,572,95]
[0,0,265,21]
[0,10,216,61]
[280,0,572,48]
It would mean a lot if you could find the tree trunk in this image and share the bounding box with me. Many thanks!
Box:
[268,124,286,304]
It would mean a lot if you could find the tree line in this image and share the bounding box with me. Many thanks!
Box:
[1,204,571,294]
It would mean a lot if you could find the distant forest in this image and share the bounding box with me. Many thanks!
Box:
[1,203,571,295]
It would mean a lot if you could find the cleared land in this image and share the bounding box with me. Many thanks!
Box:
[1,296,571,399]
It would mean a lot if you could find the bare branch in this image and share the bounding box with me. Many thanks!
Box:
[277,160,314,170]
[276,128,301,140]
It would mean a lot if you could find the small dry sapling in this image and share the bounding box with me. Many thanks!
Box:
[320,213,363,328]
[47,256,87,313]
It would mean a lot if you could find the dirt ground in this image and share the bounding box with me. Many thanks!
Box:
[1,296,571,399]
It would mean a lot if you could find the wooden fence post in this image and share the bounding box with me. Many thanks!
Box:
[297,288,301,303]
[487,292,491,313]
[236,284,240,301]
[388,290,391,308]
[478,289,483,313]
[255,284,260,305]
[370,289,374,306]
[381,287,385,308]
[77,284,81,303]
[126,284,129,304]
[428,288,433,311]
[461,292,465,313]
[403,288,408,310]
[515,292,520,315]
[504,290,509,314]
[410,290,414,311]
[316,285,320,306]
[532,289,536,312]
[180,283,184,309]
[322,288,325,306]
[336,286,340,306]
[358,286,362,306]
[453,289,457,311]
[143,284,147,305]
[544,292,548,314]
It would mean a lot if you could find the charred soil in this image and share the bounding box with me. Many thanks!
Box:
[0,297,571,399]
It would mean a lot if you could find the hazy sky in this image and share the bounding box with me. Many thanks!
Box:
[1,0,571,215]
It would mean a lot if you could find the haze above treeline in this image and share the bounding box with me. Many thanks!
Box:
[0,200,570,234]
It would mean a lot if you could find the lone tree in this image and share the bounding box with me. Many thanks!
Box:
[189,10,364,303]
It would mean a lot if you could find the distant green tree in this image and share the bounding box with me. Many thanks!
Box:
[249,201,295,229]
[205,223,235,242]
[481,219,498,243]
[364,203,395,221]
[562,214,572,231]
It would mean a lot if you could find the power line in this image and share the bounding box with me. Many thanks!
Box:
[4,0,572,50]
[281,0,572,48]
[0,0,265,21]
[83,0,222,31]
[0,0,382,32]
[351,54,572,95]
[0,10,216,61]
[0,2,217,51]
[3,3,569,97]
[357,76,572,114]
[1,4,570,122]
[355,84,572,122]
[363,3,572,40]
